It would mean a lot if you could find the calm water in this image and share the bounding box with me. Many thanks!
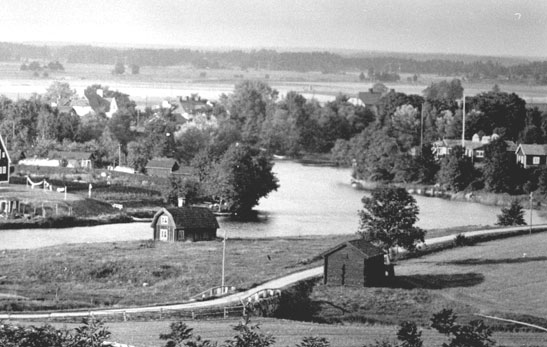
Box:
[1,161,546,250]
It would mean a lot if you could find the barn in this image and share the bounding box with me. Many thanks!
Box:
[321,239,386,286]
[151,207,219,242]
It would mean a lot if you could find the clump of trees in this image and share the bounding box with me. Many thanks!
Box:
[497,199,526,226]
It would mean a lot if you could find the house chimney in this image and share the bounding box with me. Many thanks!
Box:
[178,197,185,207]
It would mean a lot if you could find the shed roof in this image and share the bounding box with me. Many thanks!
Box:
[146,158,179,170]
[321,239,384,259]
[151,207,219,230]
[357,91,383,106]
[49,151,94,160]
[517,144,547,156]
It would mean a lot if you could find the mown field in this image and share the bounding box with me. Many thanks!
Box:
[23,317,547,347]
[0,235,351,311]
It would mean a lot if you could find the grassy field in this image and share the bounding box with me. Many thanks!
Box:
[308,232,547,330]
[0,235,351,311]
[19,317,547,347]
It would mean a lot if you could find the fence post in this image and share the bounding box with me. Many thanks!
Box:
[160,308,163,320]
[224,307,227,319]
[192,311,195,320]
[123,311,127,322]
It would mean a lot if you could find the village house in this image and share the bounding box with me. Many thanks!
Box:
[433,133,516,163]
[356,83,392,115]
[0,133,11,183]
[515,144,547,168]
[49,151,95,169]
[321,239,387,287]
[150,206,219,242]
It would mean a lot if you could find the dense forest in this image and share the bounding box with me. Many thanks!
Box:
[1,42,547,83]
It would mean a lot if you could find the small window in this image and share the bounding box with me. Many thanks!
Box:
[533,156,540,165]
[160,228,168,240]
[476,150,484,158]
[160,215,168,224]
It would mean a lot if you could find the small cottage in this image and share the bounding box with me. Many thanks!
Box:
[48,151,95,169]
[515,144,547,168]
[151,207,219,242]
[0,134,11,183]
[321,239,386,287]
[145,158,180,177]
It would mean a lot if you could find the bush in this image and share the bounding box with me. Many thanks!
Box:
[454,233,474,247]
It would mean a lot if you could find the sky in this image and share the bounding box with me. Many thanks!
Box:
[1,0,546,58]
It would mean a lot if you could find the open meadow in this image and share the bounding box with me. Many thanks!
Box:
[0,62,546,105]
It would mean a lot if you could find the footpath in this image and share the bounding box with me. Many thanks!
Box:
[2,224,546,320]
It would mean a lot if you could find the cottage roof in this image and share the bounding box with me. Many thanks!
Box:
[146,158,179,170]
[151,207,219,230]
[505,141,517,152]
[49,151,94,160]
[357,91,383,106]
[517,144,547,156]
[321,239,384,259]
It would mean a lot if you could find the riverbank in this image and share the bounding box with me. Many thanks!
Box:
[351,178,542,209]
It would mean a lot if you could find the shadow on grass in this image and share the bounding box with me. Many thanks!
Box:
[441,256,547,266]
[385,272,485,289]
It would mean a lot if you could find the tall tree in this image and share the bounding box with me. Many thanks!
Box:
[358,187,426,258]
[437,146,476,192]
[204,143,279,215]
[43,81,77,106]
[482,139,522,193]
[496,200,526,226]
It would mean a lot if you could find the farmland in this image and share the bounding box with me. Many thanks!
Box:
[1,62,546,106]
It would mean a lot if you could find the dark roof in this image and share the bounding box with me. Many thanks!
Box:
[49,151,94,160]
[151,207,219,229]
[321,239,384,259]
[357,91,383,106]
[146,158,179,170]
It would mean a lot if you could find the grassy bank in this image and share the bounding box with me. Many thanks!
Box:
[0,235,352,311]
[306,232,547,332]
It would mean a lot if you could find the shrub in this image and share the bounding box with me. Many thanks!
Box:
[454,233,474,247]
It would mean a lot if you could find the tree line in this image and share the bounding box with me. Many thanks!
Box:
[1,42,547,83]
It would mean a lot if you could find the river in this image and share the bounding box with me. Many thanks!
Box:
[1,161,546,250]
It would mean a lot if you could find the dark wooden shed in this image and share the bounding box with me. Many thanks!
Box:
[151,207,219,242]
[321,239,386,287]
[145,158,180,177]
[0,134,11,183]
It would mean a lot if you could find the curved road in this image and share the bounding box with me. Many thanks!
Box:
[2,224,546,320]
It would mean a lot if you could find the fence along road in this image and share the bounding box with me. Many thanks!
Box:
[1,224,546,320]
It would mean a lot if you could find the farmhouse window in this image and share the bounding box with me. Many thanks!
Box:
[533,156,540,164]
[160,227,168,240]
[476,150,484,158]
[160,215,168,224]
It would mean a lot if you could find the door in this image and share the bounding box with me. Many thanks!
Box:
[159,226,168,241]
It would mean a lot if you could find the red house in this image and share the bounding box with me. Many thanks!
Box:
[0,134,11,183]
[321,239,386,286]
[151,207,219,242]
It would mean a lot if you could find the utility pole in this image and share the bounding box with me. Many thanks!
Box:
[420,102,424,155]
[461,94,466,150]
[118,143,121,167]
[529,192,533,235]
[221,229,226,288]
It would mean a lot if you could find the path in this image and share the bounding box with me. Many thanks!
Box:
[1,224,546,320]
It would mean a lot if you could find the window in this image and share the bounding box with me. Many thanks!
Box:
[1,151,4,158]
[476,150,484,158]
[160,228,168,240]
[160,215,168,224]
[533,156,540,165]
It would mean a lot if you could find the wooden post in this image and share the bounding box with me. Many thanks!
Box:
[56,204,58,216]
[160,308,163,320]
[191,311,195,320]
[224,307,228,319]
[123,311,127,321]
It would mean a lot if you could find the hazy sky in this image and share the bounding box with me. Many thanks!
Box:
[1,0,546,57]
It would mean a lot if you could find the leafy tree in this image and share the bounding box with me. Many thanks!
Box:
[359,71,366,81]
[108,110,134,147]
[164,176,204,206]
[431,309,495,347]
[397,321,423,347]
[113,61,125,74]
[127,140,151,173]
[130,64,140,74]
[352,128,401,182]
[296,336,330,347]
[159,321,214,347]
[437,146,476,192]
[43,81,77,106]
[71,317,111,347]
[358,187,426,257]
[423,79,463,101]
[205,143,279,215]
[496,199,526,226]
[223,316,275,347]
[482,139,523,193]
